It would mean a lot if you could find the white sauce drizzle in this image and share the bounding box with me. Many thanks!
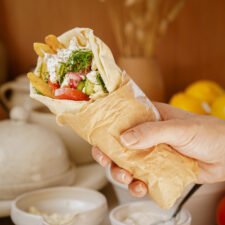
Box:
[44,37,91,84]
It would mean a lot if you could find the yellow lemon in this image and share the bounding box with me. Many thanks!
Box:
[185,80,224,105]
[169,92,209,115]
[210,94,225,120]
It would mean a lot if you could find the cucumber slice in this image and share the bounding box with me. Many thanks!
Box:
[77,80,86,91]
[85,80,95,95]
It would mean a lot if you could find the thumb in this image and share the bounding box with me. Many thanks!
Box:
[120,119,195,151]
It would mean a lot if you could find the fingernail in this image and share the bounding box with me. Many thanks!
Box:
[95,152,104,165]
[117,171,132,184]
[101,158,110,167]
[134,183,144,193]
[133,183,147,197]
[120,130,139,146]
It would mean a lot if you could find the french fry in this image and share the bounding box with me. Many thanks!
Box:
[33,43,55,58]
[45,34,65,51]
[27,72,54,98]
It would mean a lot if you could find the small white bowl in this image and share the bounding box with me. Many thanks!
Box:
[106,164,225,225]
[110,201,191,225]
[11,187,107,225]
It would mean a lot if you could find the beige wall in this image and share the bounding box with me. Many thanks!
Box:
[1,0,225,99]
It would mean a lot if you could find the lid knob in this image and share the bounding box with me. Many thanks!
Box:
[10,106,29,122]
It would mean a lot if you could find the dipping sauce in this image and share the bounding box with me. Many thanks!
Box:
[28,206,79,225]
[122,211,185,225]
[110,201,191,225]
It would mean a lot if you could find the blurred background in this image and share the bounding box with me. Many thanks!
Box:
[0,0,225,225]
[1,0,225,99]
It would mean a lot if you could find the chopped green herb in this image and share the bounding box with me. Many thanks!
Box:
[66,50,93,73]
[58,50,93,86]
[58,49,93,83]
[96,73,108,93]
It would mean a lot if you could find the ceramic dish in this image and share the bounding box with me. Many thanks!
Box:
[106,165,225,225]
[0,74,94,166]
[0,106,77,200]
[109,201,191,225]
[29,108,93,165]
[0,74,42,110]
[0,163,108,218]
[11,187,107,225]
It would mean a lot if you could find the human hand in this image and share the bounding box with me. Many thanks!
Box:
[92,102,225,197]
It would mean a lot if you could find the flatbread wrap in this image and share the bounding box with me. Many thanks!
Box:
[28,27,198,209]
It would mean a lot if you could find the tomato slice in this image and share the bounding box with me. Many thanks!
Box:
[48,78,60,91]
[55,88,90,101]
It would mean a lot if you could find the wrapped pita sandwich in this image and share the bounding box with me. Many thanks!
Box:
[28,27,198,209]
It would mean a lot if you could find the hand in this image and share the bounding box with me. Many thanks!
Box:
[92,102,225,197]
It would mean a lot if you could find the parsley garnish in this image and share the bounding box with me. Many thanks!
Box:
[67,50,93,72]
[96,73,108,93]
[58,49,93,85]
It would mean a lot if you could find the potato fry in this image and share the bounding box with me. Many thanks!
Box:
[33,43,55,58]
[27,72,54,98]
[45,34,65,51]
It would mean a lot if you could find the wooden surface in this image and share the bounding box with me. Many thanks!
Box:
[156,0,225,99]
[1,0,225,100]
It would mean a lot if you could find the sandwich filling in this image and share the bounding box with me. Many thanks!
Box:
[37,37,108,101]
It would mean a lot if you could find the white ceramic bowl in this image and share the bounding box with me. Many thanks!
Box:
[106,165,225,225]
[11,187,108,225]
[110,201,191,225]
[0,111,76,200]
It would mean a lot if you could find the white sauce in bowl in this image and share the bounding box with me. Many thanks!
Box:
[110,201,191,225]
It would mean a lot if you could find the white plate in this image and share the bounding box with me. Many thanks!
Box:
[0,163,107,218]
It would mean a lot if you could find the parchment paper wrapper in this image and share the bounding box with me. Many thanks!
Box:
[30,28,198,209]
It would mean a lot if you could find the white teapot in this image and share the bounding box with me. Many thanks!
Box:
[0,75,42,110]
[0,106,76,200]
[0,75,94,165]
